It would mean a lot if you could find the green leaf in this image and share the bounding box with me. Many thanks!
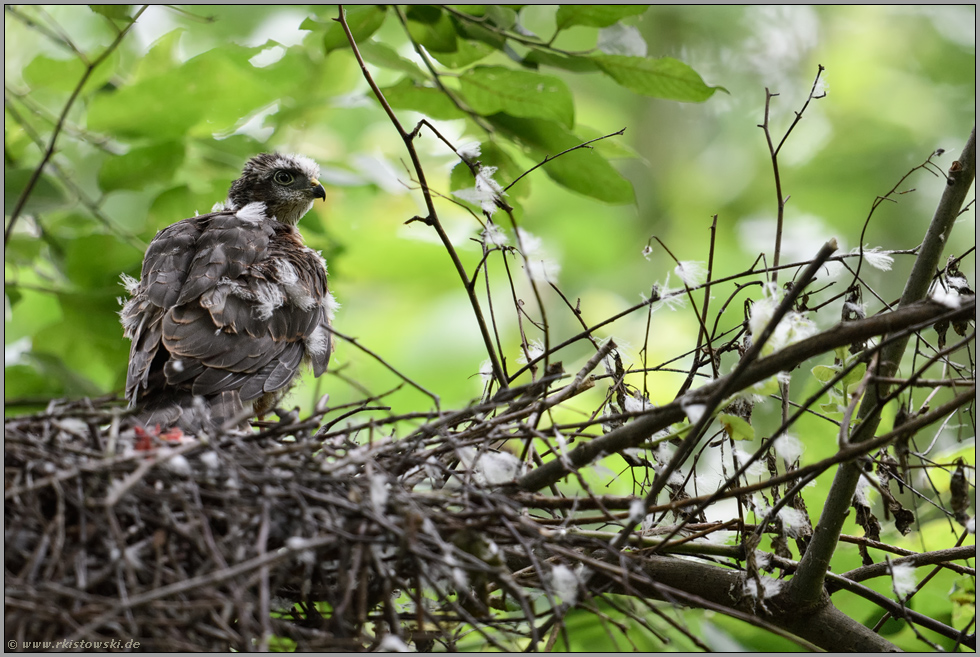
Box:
[4,169,70,216]
[719,413,755,441]
[841,362,867,389]
[489,114,634,204]
[64,234,142,289]
[4,364,63,405]
[429,39,495,68]
[98,141,185,192]
[87,44,306,139]
[555,5,648,30]
[950,575,975,631]
[819,402,843,417]
[147,185,220,231]
[319,5,388,52]
[358,41,428,80]
[449,6,490,16]
[22,51,119,93]
[454,6,519,31]
[5,351,103,401]
[452,141,521,185]
[484,6,519,31]
[299,16,320,31]
[405,4,444,24]
[450,161,476,195]
[5,285,23,307]
[811,364,839,384]
[749,375,781,397]
[4,235,45,270]
[455,15,507,50]
[523,48,599,73]
[22,55,84,92]
[35,293,127,392]
[592,54,723,102]
[406,6,457,53]
[460,66,574,128]
[89,5,133,21]
[132,28,183,81]
[380,78,467,121]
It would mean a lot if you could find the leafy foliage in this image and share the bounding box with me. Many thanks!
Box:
[4,4,976,653]
[5,4,723,405]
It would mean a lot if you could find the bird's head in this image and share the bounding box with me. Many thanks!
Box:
[226,153,326,225]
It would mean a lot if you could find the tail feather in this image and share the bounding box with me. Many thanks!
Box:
[132,390,250,433]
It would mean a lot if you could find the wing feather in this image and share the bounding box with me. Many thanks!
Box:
[124,207,331,428]
[263,343,305,392]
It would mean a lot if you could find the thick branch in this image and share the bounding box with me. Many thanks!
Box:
[791,127,977,606]
[511,550,900,652]
[516,298,973,492]
[840,545,977,583]
[603,240,838,554]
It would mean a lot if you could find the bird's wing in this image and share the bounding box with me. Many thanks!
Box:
[122,214,213,404]
[144,216,328,403]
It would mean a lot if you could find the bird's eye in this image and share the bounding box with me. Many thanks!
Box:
[273,171,294,185]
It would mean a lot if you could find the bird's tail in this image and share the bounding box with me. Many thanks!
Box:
[131,391,251,433]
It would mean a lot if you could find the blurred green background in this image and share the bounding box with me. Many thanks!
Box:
[4,5,975,650]
[6,5,973,412]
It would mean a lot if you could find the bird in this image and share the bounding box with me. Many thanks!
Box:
[120,152,334,432]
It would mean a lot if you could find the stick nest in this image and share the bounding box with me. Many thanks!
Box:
[5,375,687,652]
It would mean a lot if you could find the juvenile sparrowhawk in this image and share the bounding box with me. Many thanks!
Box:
[120,153,334,431]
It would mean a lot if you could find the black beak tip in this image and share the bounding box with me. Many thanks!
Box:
[313,183,326,201]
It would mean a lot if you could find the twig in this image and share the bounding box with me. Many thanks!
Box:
[619,239,838,545]
[3,94,146,251]
[336,5,508,390]
[515,297,974,492]
[63,535,341,642]
[850,150,948,287]
[102,439,204,507]
[440,5,595,55]
[506,209,551,387]
[4,6,85,58]
[503,128,626,193]
[841,545,976,583]
[330,329,440,408]
[507,247,914,384]
[393,6,492,132]
[5,5,148,245]
[649,233,717,396]
[758,65,826,283]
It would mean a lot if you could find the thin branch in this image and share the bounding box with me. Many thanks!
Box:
[840,545,976,583]
[623,239,838,539]
[440,5,595,55]
[3,94,146,251]
[503,128,626,193]
[5,5,148,245]
[335,5,508,390]
[515,297,974,492]
[330,329,440,409]
[758,65,826,283]
[651,232,718,397]
[393,6,492,133]
[4,6,85,58]
[790,126,977,607]
[850,150,946,286]
[507,247,916,383]
[505,208,551,387]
